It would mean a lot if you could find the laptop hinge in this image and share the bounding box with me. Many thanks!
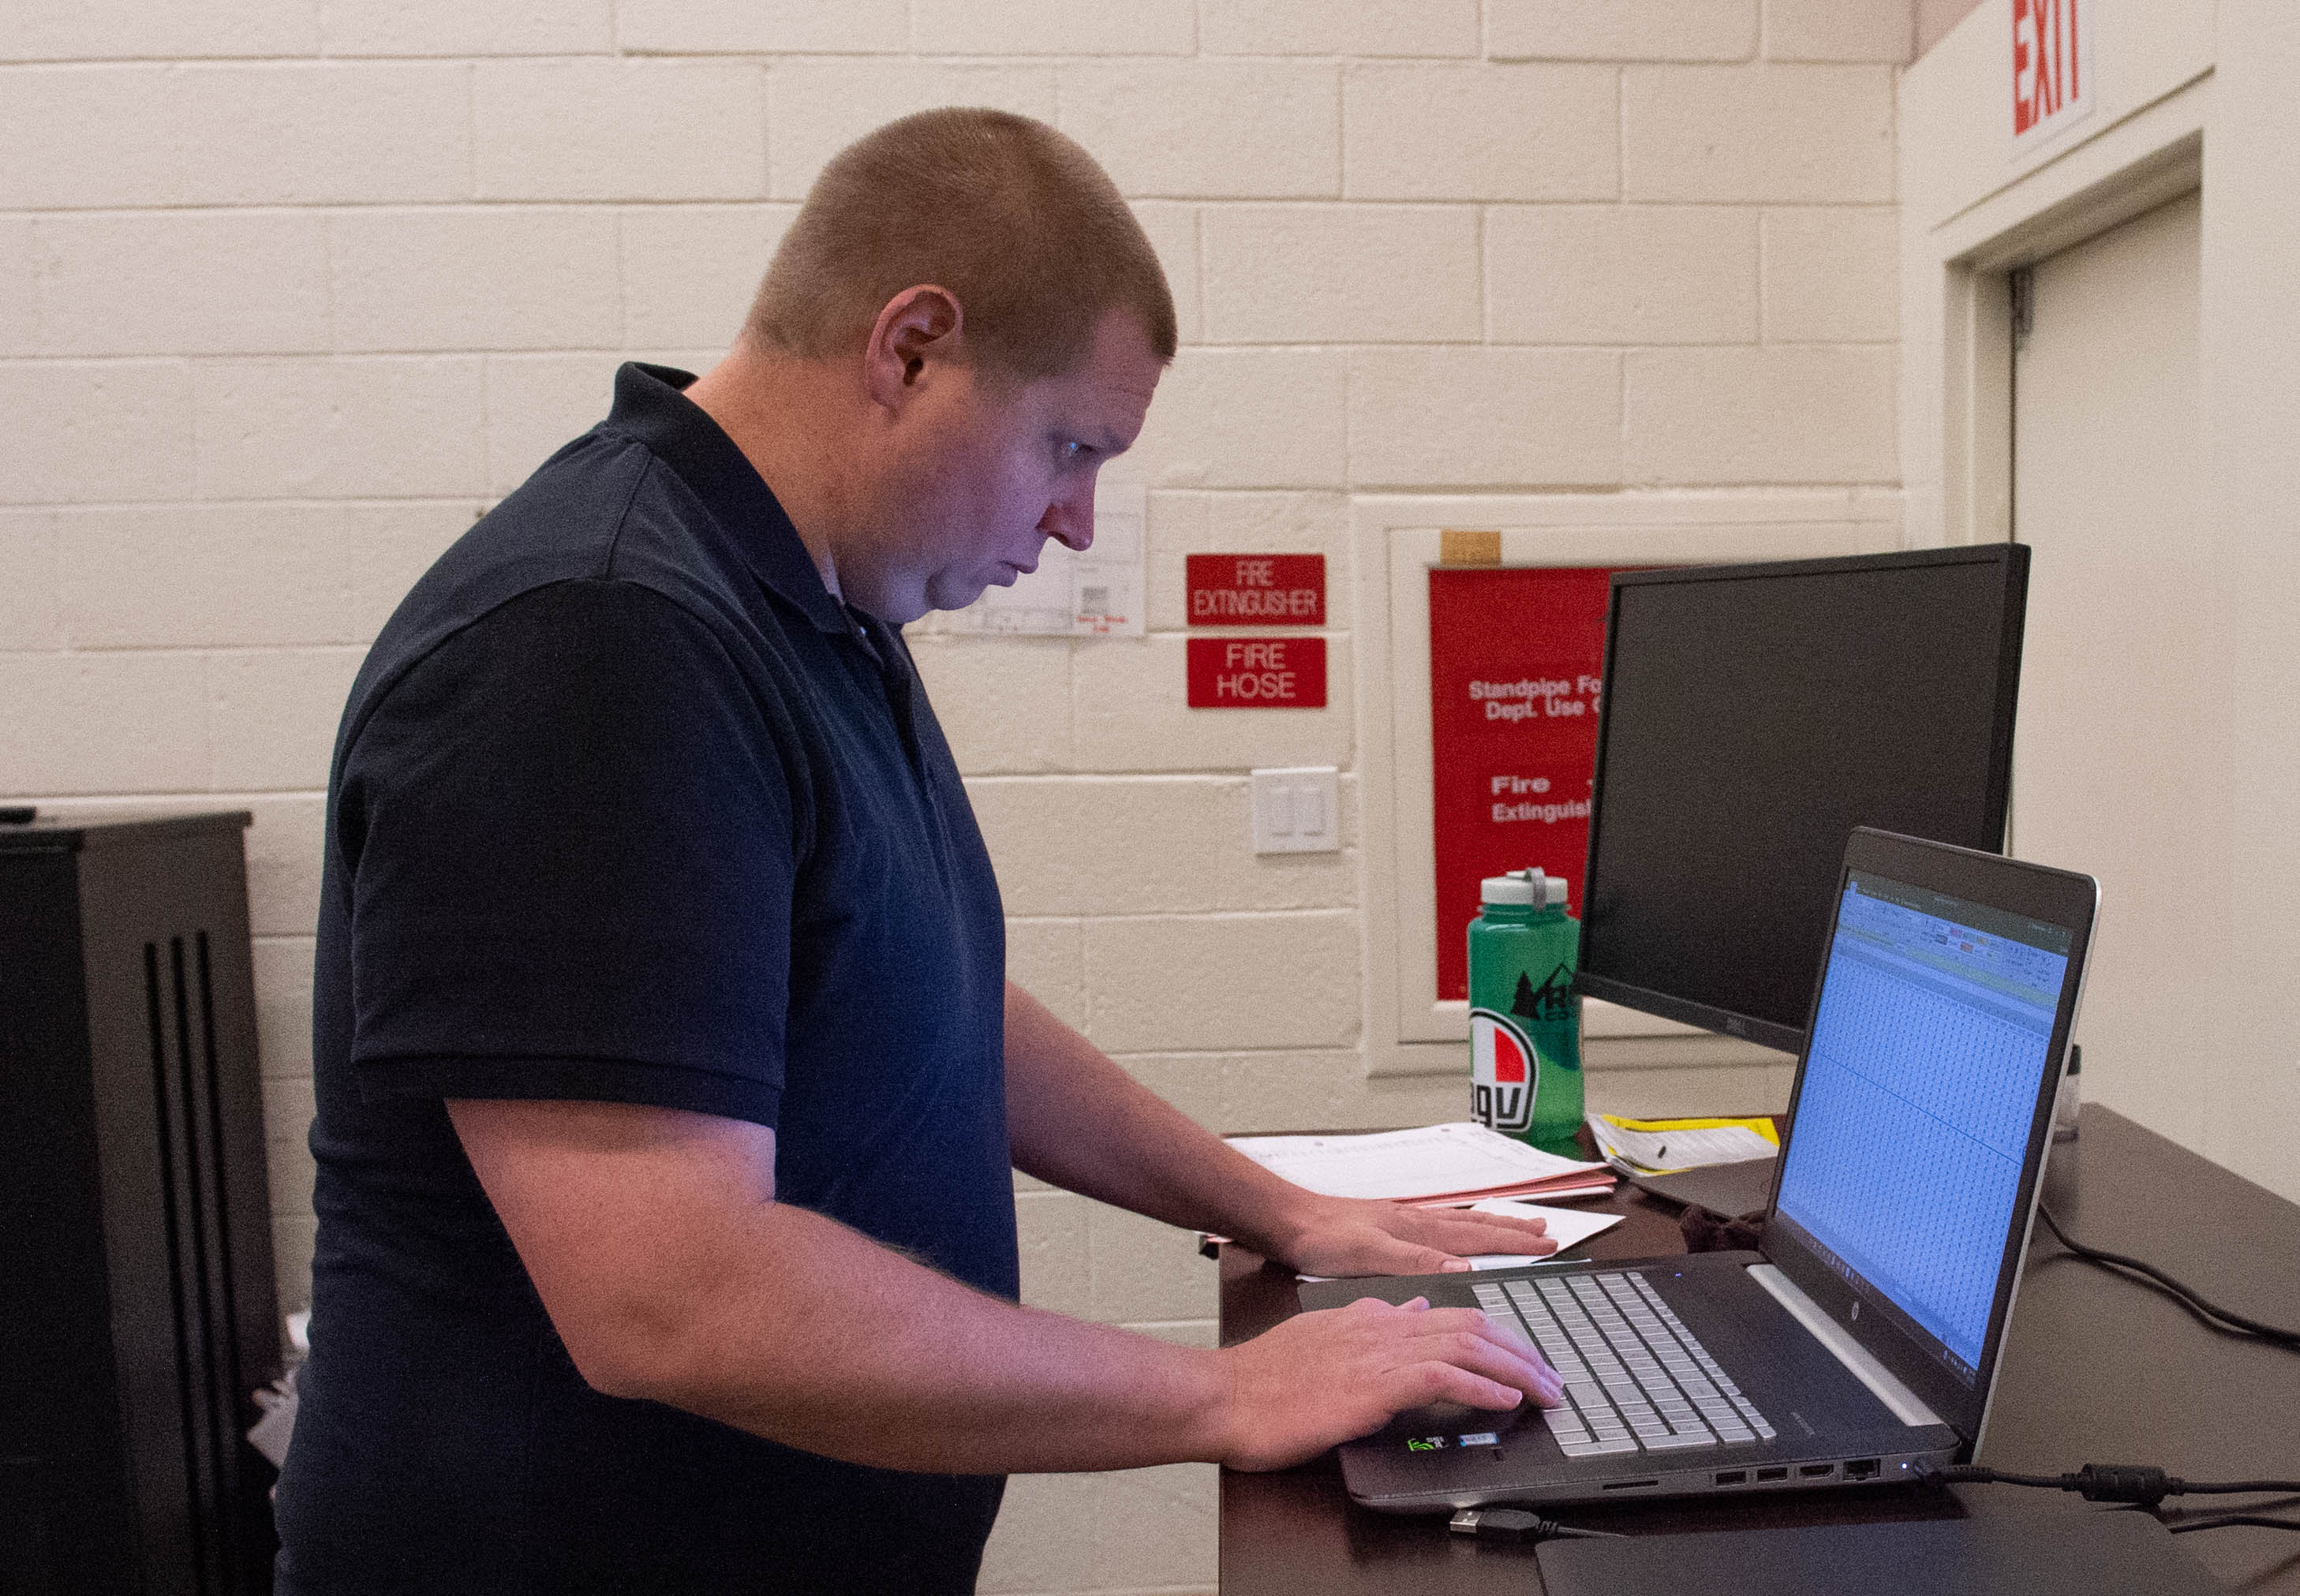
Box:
[1747,1265,1943,1427]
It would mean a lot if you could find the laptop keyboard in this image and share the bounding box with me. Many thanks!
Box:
[1474,1272,1778,1458]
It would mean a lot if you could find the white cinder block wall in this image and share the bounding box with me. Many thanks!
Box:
[0,2,1910,1590]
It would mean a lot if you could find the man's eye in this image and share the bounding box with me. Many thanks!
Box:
[1059,439,1090,461]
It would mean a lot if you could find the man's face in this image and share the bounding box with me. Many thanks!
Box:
[851,309,1165,624]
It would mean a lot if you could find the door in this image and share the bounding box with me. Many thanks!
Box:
[2009,189,2223,1149]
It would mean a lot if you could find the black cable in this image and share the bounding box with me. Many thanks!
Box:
[1915,1462,2300,1508]
[2164,1516,2300,1536]
[1448,1506,1625,1542]
[2036,1205,2300,1349]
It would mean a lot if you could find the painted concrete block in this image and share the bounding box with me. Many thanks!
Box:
[0,65,182,207]
[913,0,1193,55]
[1143,489,1349,632]
[0,359,196,506]
[0,651,211,794]
[969,776,1356,916]
[765,59,1057,200]
[617,0,907,54]
[174,62,472,204]
[271,1213,316,1318]
[1071,633,1352,773]
[620,204,797,351]
[1761,206,1898,342]
[1343,62,1617,200]
[1488,0,1757,62]
[1083,910,1359,1053]
[981,1464,1214,1594]
[347,502,478,640]
[476,58,766,201]
[1014,1188,1093,1318]
[36,211,331,356]
[242,794,327,939]
[1202,204,1481,344]
[0,0,320,62]
[1006,917,1086,1031]
[483,352,627,495]
[1487,204,1759,345]
[1130,201,1202,347]
[1763,0,1912,62]
[250,935,315,1076]
[1624,63,1894,202]
[1347,346,1621,488]
[1059,60,1341,199]
[58,503,352,648]
[329,207,621,352]
[1121,1049,1461,1136]
[1088,1200,1218,1328]
[317,0,611,55]
[1205,0,1479,57]
[207,646,365,791]
[192,356,489,500]
[1122,348,1349,490]
[1624,344,1898,484]
[908,634,1075,775]
[0,511,61,650]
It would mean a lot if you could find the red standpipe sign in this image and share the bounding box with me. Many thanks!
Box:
[1187,636,1327,708]
[1427,566,1621,1003]
[1187,554,1324,626]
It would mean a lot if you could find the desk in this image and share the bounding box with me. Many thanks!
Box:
[1217,1107,2300,1594]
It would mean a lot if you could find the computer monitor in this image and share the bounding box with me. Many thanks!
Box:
[1576,544,2029,1054]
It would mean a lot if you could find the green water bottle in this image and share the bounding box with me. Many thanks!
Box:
[1468,869,1584,1157]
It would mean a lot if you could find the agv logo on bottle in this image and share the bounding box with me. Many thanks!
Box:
[1469,1008,1539,1134]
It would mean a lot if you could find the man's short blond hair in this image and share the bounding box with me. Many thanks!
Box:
[745,108,1178,383]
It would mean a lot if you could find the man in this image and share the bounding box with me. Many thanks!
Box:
[275,108,1562,1594]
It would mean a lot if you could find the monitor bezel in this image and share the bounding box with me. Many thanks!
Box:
[1757,826,2097,1444]
[1574,543,2031,1053]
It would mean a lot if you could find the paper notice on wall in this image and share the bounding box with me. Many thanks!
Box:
[950,480,1146,637]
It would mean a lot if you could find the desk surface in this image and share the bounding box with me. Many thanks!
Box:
[1217,1107,2300,1594]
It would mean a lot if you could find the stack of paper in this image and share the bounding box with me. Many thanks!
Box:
[1585,1113,1778,1176]
[1224,1121,1615,1206]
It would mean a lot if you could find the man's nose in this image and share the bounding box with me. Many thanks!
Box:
[1041,488,1096,553]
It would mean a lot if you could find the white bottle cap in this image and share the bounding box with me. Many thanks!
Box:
[1480,869,1568,906]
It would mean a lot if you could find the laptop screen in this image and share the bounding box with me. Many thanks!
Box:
[1771,870,2074,1386]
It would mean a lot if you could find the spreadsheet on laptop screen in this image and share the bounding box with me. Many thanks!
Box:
[1774,872,2072,1381]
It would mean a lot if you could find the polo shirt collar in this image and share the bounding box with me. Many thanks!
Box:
[604,361,853,636]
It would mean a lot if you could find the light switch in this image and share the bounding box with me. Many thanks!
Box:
[1252,766,1340,854]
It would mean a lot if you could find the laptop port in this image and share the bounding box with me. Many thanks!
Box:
[1601,1478,1659,1491]
[1715,1471,1748,1486]
[1799,1463,1837,1478]
[1845,1458,1880,1481]
[1756,1467,1789,1482]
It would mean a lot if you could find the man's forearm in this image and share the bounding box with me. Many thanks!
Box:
[1003,984,1320,1258]
[628,1195,1232,1475]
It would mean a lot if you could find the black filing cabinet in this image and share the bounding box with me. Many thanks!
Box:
[1,812,282,1594]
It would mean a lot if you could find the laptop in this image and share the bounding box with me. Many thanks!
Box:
[1300,827,2097,1512]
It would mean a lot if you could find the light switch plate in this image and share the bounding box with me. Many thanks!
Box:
[1252,766,1340,854]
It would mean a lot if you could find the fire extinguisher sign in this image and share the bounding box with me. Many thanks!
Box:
[2012,0,2091,145]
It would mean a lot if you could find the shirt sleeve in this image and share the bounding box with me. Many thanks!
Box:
[338,578,796,1127]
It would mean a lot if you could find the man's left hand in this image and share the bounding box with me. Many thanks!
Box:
[1269,1196,1561,1279]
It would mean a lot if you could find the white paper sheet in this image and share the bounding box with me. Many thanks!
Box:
[1296,1199,1623,1280]
[1224,1121,1609,1202]
[1586,1118,1776,1173]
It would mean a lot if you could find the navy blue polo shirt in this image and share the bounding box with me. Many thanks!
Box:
[275,364,1018,1594]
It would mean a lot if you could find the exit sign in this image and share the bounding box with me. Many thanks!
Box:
[2013,0,2089,144]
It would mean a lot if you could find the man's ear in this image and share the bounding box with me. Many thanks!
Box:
[862,285,965,413]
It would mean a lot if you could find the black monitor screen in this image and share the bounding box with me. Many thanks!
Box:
[1576,546,2029,1053]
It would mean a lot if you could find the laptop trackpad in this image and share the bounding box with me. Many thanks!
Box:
[1534,1513,2227,1596]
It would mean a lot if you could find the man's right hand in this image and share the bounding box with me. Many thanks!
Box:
[1210,1295,1564,1473]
